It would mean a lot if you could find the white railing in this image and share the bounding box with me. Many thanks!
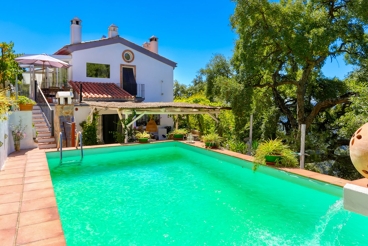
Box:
[36,83,54,136]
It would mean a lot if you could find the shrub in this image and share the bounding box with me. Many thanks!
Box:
[254,139,298,168]
[17,95,36,105]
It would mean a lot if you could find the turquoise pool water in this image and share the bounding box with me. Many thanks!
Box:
[47,142,368,245]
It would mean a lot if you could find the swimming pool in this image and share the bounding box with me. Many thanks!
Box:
[47,142,368,245]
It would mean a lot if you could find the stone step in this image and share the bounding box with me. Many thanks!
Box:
[32,109,42,113]
[38,143,57,149]
[32,114,43,119]
[32,118,45,123]
[36,127,50,132]
[37,137,56,143]
[35,122,47,128]
[38,132,51,137]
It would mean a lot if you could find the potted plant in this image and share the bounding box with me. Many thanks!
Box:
[170,128,187,140]
[17,96,36,111]
[254,139,298,168]
[135,131,151,143]
[11,118,27,151]
[202,133,222,149]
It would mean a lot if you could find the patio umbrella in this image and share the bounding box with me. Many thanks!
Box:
[15,54,71,86]
[15,54,70,68]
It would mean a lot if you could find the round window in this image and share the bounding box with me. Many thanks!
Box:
[122,50,134,63]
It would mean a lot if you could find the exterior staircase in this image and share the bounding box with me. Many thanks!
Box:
[32,105,57,149]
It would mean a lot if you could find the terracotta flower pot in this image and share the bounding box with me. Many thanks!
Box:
[14,140,20,151]
[19,104,34,111]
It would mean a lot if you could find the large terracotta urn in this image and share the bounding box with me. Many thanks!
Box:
[350,123,368,178]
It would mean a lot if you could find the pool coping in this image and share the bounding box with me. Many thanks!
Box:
[0,140,367,245]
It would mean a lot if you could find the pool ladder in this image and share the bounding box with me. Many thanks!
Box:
[57,131,84,162]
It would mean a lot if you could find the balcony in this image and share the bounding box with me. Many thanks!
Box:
[122,83,145,101]
[136,84,145,99]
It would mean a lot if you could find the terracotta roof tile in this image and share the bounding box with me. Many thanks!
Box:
[68,81,134,101]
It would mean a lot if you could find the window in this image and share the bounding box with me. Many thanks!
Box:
[86,63,110,78]
[136,115,160,126]
[122,67,137,95]
[122,50,134,63]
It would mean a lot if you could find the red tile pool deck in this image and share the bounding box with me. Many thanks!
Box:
[0,141,366,245]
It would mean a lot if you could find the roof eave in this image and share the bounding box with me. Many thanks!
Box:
[54,36,177,68]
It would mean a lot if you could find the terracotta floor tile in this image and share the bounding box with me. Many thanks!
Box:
[19,235,66,246]
[19,207,60,227]
[0,178,23,187]
[26,156,47,160]
[23,180,53,192]
[0,228,16,246]
[0,213,18,230]
[25,170,50,178]
[26,157,43,160]
[22,188,54,201]
[0,168,25,174]
[21,196,57,212]
[349,178,368,188]
[27,157,47,164]
[0,185,23,195]
[0,202,19,216]
[17,220,64,245]
[0,192,22,204]
[6,157,26,162]
[24,175,51,184]
[24,162,48,168]
[3,162,26,169]
[0,173,24,180]
[25,165,49,172]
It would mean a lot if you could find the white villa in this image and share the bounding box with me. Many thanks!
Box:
[29,17,178,144]
[55,17,176,103]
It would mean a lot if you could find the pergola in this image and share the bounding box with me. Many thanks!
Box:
[83,101,231,142]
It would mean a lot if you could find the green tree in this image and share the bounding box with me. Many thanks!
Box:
[230,0,368,133]
[173,80,188,98]
[200,54,232,101]
[0,42,23,89]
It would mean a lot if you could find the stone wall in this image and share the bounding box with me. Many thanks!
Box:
[54,104,74,147]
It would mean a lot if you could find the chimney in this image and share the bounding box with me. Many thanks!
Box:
[143,42,149,50]
[149,36,158,54]
[108,24,118,38]
[142,36,158,53]
[70,17,82,44]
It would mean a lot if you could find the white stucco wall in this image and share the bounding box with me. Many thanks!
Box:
[0,112,37,170]
[70,43,174,102]
[0,115,9,170]
[8,112,37,153]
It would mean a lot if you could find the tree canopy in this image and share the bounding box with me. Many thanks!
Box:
[229,0,368,132]
[0,42,23,89]
[174,0,368,179]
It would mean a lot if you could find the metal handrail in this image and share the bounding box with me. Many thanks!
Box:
[75,131,84,160]
[36,83,54,136]
[37,85,53,111]
[57,132,63,161]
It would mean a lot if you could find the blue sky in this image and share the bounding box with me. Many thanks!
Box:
[0,0,353,85]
